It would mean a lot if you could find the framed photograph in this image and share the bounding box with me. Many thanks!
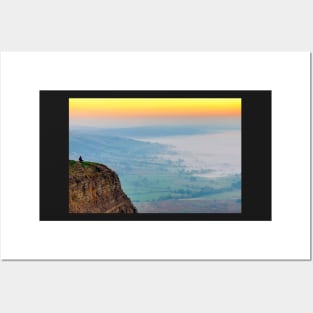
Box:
[40,90,271,221]
[0,52,310,260]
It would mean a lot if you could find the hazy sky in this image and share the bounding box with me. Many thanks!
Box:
[69,98,241,128]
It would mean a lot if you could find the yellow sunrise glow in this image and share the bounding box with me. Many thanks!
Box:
[69,98,241,118]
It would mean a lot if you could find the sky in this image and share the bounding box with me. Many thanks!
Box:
[69,98,241,128]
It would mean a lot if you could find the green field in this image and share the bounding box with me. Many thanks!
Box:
[120,173,241,202]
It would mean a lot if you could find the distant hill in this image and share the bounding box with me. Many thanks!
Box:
[69,125,239,139]
[69,160,137,214]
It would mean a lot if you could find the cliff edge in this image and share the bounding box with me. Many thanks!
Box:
[69,160,137,214]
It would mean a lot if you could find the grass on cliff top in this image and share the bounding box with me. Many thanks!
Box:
[69,160,106,176]
[70,159,116,175]
[69,160,101,170]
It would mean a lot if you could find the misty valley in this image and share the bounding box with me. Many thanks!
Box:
[69,126,241,213]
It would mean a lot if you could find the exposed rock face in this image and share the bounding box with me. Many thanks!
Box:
[69,160,137,213]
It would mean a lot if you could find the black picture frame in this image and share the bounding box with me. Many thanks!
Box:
[40,90,271,221]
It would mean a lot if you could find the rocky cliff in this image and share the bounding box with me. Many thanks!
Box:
[69,160,137,213]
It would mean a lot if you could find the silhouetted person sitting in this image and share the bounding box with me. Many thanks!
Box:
[79,156,84,163]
